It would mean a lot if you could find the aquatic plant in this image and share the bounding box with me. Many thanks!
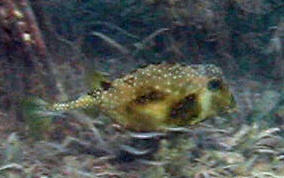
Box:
[142,123,284,177]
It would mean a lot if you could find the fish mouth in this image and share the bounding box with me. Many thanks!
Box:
[226,106,238,114]
[219,105,238,116]
[223,95,238,114]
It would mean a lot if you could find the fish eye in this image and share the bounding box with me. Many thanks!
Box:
[207,79,223,91]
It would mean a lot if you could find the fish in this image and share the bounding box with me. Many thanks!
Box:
[49,63,236,132]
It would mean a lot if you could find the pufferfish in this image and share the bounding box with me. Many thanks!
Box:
[50,63,236,132]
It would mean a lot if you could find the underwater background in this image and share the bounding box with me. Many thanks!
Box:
[0,0,283,177]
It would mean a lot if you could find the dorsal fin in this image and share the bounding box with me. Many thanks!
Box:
[100,81,112,91]
[85,68,110,91]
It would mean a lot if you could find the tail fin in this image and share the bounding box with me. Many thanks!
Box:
[21,97,55,140]
[22,94,97,118]
[22,95,98,140]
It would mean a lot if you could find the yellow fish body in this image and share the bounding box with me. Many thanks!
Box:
[51,63,236,131]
